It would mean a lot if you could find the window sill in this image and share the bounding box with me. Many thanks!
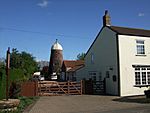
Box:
[134,84,150,88]
[135,54,147,57]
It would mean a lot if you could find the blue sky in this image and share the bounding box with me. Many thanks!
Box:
[0,0,149,61]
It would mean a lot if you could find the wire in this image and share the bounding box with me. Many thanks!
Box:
[0,26,90,39]
[0,27,49,35]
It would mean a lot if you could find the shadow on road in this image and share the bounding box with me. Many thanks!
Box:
[112,95,150,104]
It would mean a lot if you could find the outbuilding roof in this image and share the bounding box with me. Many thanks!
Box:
[62,60,84,72]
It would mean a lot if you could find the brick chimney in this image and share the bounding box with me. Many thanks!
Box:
[103,10,111,26]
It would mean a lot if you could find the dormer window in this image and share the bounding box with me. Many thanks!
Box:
[136,40,145,55]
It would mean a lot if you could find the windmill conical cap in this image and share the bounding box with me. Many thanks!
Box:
[51,39,63,50]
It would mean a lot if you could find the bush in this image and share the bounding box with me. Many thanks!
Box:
[17,96,39,112]
[144,90,150,98]
[9,82,21,99]
[0,96,39,113]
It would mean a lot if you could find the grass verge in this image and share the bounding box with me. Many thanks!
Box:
[18,96,39,113]
[0,96,39,113]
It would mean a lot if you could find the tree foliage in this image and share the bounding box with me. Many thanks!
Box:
[0,48,38,99]
[10,48,38,78]
[0,57,5,69]
[77,53,86,60]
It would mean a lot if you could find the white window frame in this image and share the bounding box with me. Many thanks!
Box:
[134,67,150,86]
[136,40,145,55]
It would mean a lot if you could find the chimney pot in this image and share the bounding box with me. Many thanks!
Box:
[103,10,111,26]
[105,10,108,15]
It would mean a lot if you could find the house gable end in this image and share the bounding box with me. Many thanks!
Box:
[85,26,117,58]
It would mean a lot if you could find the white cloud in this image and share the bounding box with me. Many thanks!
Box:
[37,0,49,8]
[138,13,145,17]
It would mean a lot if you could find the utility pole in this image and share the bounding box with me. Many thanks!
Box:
[6,47,10,100]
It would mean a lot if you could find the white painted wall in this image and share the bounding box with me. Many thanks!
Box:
[76,67,85,81]
[76,26,150,96]
[118,35,150,96]
[77,27,119,95]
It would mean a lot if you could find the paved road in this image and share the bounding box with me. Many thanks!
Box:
[24,95,150,113]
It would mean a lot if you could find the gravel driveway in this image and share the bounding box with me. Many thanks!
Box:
[24,95,150,113]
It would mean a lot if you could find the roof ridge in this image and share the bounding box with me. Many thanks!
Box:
[107,25,150,37]
[63,60,75,62]
[63,60,84,62]
[110,25,150,31]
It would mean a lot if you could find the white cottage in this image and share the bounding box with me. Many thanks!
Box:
[76,10,150,96]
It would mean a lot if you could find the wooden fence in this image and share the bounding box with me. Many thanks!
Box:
[38,81,82,96]
[21,80,105,97]
[82,80,105,95]
[93,81,105,94]
[21,81,38,97]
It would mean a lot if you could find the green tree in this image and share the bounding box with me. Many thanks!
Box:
[77,53,86,60]
[10,48,21,69]
[0,57,5,69]
[10,48,38,79]
[0,49,38,99]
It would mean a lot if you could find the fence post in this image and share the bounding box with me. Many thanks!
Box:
[35,81,38,96]
[6,47,10,100]
[103,78,106,94]
[39,81,41,96]
[68,81,70,94]
[82,79,85,94]
[80,80,83,95]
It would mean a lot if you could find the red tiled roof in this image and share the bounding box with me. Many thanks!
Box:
[63,60,84,72]
[63,60,84,67]
[68,65,84,72]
